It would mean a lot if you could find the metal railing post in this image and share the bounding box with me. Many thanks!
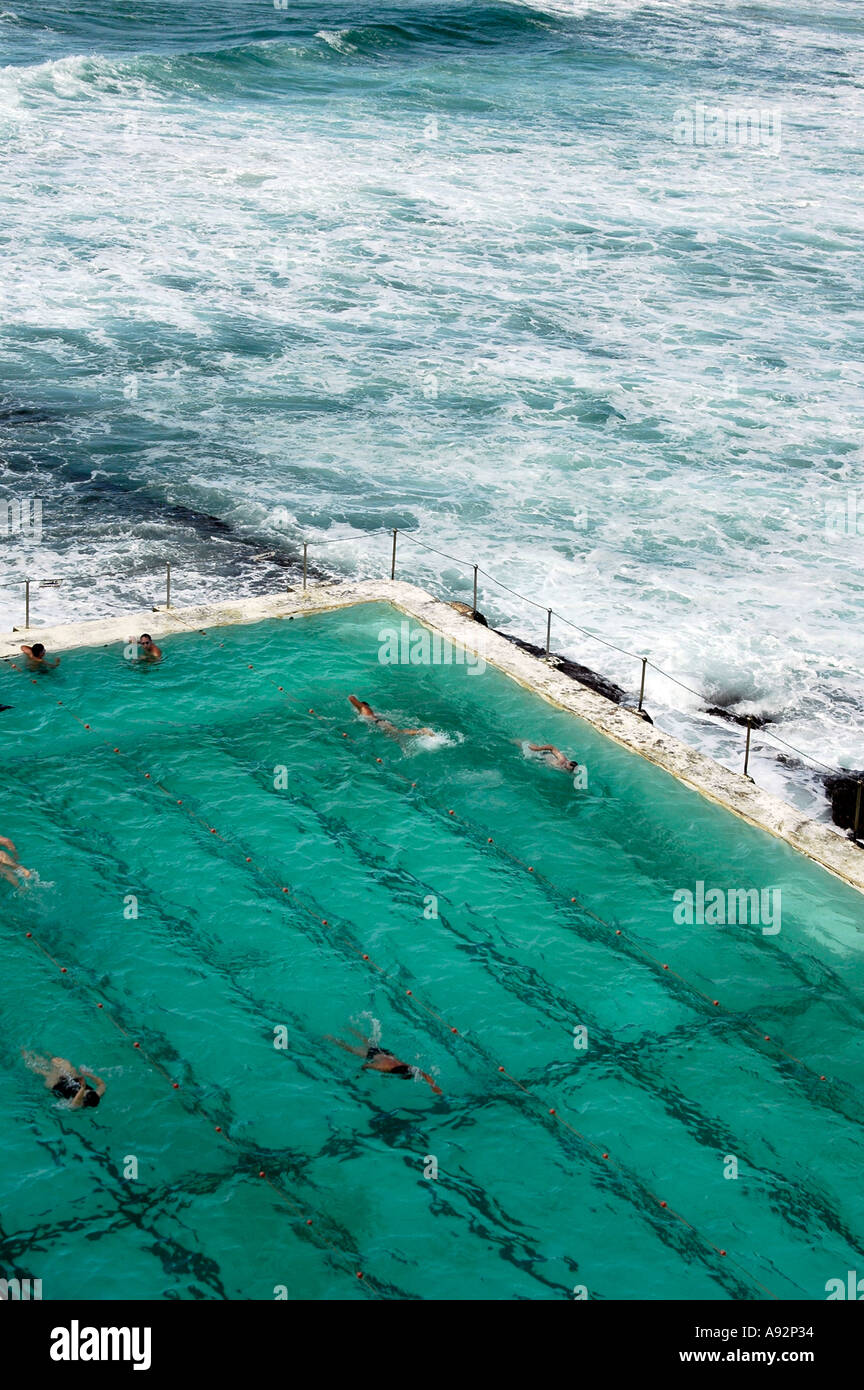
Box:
[854,779,863,842]
[545,609,552,659]
[390,528,397,580]
[24,578,30,629]
[302,542,308,591]
[472,564,478,614]
[165,561,171,610]
[743,716,753,778]
[637,657,647,711]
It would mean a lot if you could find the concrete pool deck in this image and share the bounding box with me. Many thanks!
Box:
[3,576,864,897]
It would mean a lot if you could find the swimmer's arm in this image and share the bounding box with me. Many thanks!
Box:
[79,1067,107,1097]
[0,836,17,854]
[419,1071,442,1095]
[69,1085,88,1109]
[528,743,554,752]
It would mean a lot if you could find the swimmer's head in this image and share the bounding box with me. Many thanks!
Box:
[82,1087,101,1109]
[31,643,46,659]
[139,634,152,649]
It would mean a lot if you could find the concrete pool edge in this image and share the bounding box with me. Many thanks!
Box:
[4,576,863,897]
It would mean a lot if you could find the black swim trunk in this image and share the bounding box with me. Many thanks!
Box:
[366,1046,413,1080]
[52,1073,84,1101]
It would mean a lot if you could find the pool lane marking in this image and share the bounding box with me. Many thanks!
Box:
[126,634,836,1097]
[9,663,782,1300]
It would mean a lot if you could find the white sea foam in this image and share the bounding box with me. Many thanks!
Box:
[507,0,710,16]
[315,30,358,56]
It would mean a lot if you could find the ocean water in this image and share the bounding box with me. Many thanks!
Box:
[1,0,863,821]
[1,603,863,1300]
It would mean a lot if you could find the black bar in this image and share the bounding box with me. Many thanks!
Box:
[7,1296,858,1375]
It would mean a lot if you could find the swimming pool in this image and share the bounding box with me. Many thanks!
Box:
[1,601,862,1301]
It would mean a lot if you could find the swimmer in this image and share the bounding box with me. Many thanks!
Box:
[327,1030,442,1095]
[20,642,60,669]
[128,633,162,662]
[0,836,31,887]
[525,742,579,774]
[348,695,433,738]
[22,1050,106,1110]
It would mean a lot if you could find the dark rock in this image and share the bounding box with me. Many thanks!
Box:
[775,752,805,770]
[822,770,864,835]
[449,602,488,627]
[494,629,627,705]
[704,707,771,729]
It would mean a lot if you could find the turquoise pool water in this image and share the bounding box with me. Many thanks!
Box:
[1,601,862,1301]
